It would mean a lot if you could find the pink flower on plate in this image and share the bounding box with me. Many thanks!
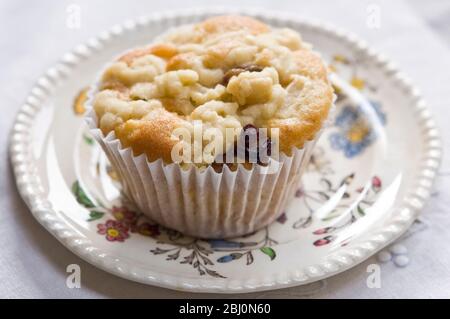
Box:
[97,220,129,242]
[111,206,138,225]
[313,227,335,235]
[313,236,334,247]
[372,176,382,190]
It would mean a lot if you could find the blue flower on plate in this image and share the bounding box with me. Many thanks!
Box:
[329,101,386,158]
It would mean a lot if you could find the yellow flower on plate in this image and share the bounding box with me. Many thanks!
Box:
[73,87,89,115]
[346,120,369,143]
[350,76,365,90]
[107,228,120,238]
[333,55,350,64]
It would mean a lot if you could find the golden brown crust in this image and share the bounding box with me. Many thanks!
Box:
[293,49,329,81]
[196,15,270,36]
[118,44,178,65]
[93,15,334,164]
[269,79,333,154]
[165,52,194,71]
[114,108,183,163]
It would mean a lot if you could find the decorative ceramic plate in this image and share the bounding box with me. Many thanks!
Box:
[10,9,441,293]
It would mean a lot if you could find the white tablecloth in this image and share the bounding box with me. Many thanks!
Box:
[1,0,449,298]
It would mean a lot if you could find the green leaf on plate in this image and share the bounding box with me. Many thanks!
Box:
[321,210,341,221]
[88,210,104,221]
[260,247,276,260]
[72,181,95,208]
[83,134,94,145]
[357,205,365,216]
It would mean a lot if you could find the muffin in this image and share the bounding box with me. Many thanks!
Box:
[85,15,334,238]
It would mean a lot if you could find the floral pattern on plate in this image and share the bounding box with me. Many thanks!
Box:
[329,102,386,157]
[71,154,384,278]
